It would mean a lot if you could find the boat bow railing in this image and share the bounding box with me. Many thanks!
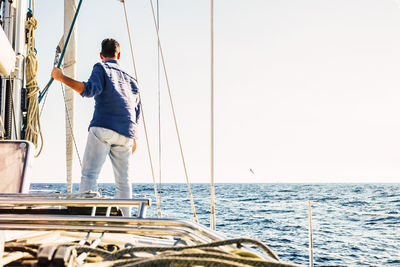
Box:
[0,193,150,218]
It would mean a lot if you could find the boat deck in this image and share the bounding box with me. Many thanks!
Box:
[0,192,299,266]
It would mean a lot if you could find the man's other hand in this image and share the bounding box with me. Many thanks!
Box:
[132,139,137,154]
[51,67,64,82]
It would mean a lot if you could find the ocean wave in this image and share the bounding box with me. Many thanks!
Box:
[30,183,400,266]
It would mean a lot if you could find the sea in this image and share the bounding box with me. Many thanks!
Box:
[29,183,399,267]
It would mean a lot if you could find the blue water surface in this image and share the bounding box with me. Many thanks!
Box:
[30,183,400,266]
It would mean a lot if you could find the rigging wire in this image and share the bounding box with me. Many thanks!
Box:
[121,0,162,218]
[39,80,50,117]
[38,0,84,103]
[148,0,198,223]
[210,0,216,230]
[39,44,60,117]
[156,0,162,218]
[60,82,82,168]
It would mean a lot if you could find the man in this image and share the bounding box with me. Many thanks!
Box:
[51,38,140,216]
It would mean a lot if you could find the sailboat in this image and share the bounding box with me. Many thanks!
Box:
[0,0,301,266]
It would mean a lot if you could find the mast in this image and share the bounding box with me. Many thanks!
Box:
[0,0,15,138]
[13,0,27,140]
[0,0,26,140]
[64,0,77,193]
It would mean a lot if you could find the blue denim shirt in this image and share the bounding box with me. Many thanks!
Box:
[81,60,140,139]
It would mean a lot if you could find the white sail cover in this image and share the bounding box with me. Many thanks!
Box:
[0,26,15,76]
[64,0,77,193]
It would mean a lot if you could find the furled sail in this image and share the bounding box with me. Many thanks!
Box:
[64,0,77,193]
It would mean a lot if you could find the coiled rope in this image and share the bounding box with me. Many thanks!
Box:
[3,236,382,267]
[104,238,280,262]
[111,249,278,266]
[4,238,299,267]
[117,255,298,267]
[25,14,43,157]
[4,244,38,257]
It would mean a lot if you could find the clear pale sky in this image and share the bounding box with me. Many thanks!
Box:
[32,0,400,183]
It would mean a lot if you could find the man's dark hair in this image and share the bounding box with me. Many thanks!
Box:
[101,38,120,58]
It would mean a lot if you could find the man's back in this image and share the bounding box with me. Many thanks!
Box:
[82,59,140,139]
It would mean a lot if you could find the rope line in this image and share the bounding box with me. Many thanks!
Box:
[121,0,162,217]
[148,0,198,223]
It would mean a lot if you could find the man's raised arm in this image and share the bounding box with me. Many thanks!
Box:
[51,67,84,94]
